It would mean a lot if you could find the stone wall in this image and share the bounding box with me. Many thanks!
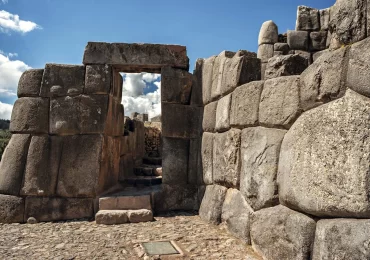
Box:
[199,1,370,259]
[144,121,162,158]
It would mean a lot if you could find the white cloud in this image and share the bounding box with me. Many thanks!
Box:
[0,10,41,34]
[0,101,12,119]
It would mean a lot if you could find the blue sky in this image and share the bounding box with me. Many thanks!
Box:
[0,0,335,119]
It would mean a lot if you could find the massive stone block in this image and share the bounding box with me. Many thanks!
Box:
[240,127,286,211]
[25,197,93,222]
[84,65,112,94]
[191,58,204,106]
[0,195,24,223]
[40,64,85,97]
[259,76,301,129]
[258,20,278,45]
[211,51,235,100]
[287,30,309,51]
[202,56,216,105]
[79,95,109,134]
[162,103,202,139]
[162,137,189,185]
[202,101,217,132]
[264,54,308,80]
[17,69,43,97]
[300,47,348,111]
[83,42,189,72]
[0,134,31,195]
[119,154,134,181]
[50,96,80,135]
[202,133,214,185]
[188,138,202,185]
[213,129,241,188]
[310,31,327,51]
[296,6,320,31]
[161,66,192,104]
[257,44,274,63]
[104,97,125,137]
[278,90,370,218]
[21,135,62,196]
[250,205,316,260]
[230,81,263,128]
[10,97,49,134]
[274,43,290,54]
[221,189,253,244]
[320,8,330,31]
[199,185,228,225]
[100,136,120,190]
[313,219,370,260]
[153,184,198,212]
[215,94,231,132]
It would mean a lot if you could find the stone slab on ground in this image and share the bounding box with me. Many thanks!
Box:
[95,210,128,225]
[127,209,153,223]
[199,185,228,225]
[99,195,152,210]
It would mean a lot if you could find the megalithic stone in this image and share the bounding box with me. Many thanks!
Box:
[258,20,278,46]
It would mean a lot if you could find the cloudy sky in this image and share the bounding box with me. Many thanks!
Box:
[0,0,335,120]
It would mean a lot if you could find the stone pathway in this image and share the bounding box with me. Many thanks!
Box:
[0,212,261,260]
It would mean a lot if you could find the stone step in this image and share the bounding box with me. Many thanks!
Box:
[99,194,151,210]
[126,176,162,186]
[134,165,162,176]
[143,157,162,166]
[95,209,153,225]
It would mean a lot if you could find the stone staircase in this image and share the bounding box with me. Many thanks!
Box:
[127,156,162,187]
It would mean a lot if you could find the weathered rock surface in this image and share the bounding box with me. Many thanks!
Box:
[161,66,193,104]
[49,96,80,135]
[203,101,217,132]
[10,97,49,134]
[230,81,263,128]
[153,184,198,212]
[250,205,316,260]
[79,95,109,134]
[287,30,309,50]
[240,127,286,211]
[221,189,253,244]
[258,20,278,45]
[84,65,112,94]
[0,134,31,195]
[296,6,320,31]
[310,31,327,51]
[99,195,151,210]
[264,54,308,80]
[127,209,153,223]
[215,94,231,132]
[320,8,330,31]
[202,56,216,105]
[188,138,202,185]
[313,219,370,260]
[211,51,235,100]
[300,47,348,111]
[191,58,204,106]
[0,195,24,223]
[95,210,128,225]
[213,129,241,188]
[17,69,43,97]
[274,43,290,54]
[199,185,228,225]
[259,76,301,129]
[202,133,214,185]
[257,44,274,63]
[278,90,370,218]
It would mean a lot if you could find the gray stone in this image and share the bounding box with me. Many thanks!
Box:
[250,205,316,260]
[296,6,320,31]
[0,195,24,223]
[119,154,134,181]
[258,20,278,45]
[215,94,231,132]
[259,76,301,129]
[240,127,286,211]
[312,49,329,62]
[320,8,330,31]
[27,217,37,224]
[199,185,228,225]
[188,138,202,185]
[211,51,235,101]
[274,51,284,56]
[128,209,153,223]
[17,69,43,97]
[310,31,327,51]
[191,58,204,106]
[295,50,312,65]
[257,44,274,63]
[313,219,370,260]
[111,71,123,102]
[265,54,308,80]
[274,43,290,54]
[10,97,49,134]
[25,197,93,222]
[40,64,85,97]
[230,81,263,128]
[101,195,151,211]
[202,56,216,105]
[0,134,31,195]
[161,66,192,104]
[84,65,112,94]
[79,94,109,134]
[261,63,267,80]
[153,184,198,212]
[301,47,348,111]
[50,96,79,135]
[95,210,128,225]
[278,90,370,218]
[221,189,253,244]
[202,101,217,132]
[104,98,125,137]
[213,129,241,188]
[202,133,214,185]
[287,30,309,51]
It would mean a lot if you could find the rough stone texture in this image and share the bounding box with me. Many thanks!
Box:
[264,54,308,80]
[261,63,267,80]
[99,195,151,210]
[301,47,348,111]
[0,195,24,223]
[320,8,330,31]
[0,134,31,195]
[153,184,198,212]
[259,76,301,129]
[250,205,316,260]
[21,135,62,196]
[215,94,231,132]
[296,6,320,31]
[278,90,370,218]
[79,95,109,134]
[202,101,217,132]
[119,154,134,181]
[287,30,309,51]
[17,69,43,97]
[40,64,85,97]
[347,37,370,98]
[161,66,192,104]
[162,103,202,139]
[202,133,214,185]
[83,42,189,72]
[274,43,290,54]
[240,127,286,211]
[213,129,241,188]
[127,209,153,223]
[310,31,327,51]
[257,44,274,63]
[295,50,312,65]
[84,65,112,94]
[49,96,80,135]
[230,81,263,128]
[313,219,370,260]
[25,197,93,222]
[191,58,204,106]
[10,97,49,134]
[211,51,235,100]
[258,20,278,45]
[202,56,216,105]
[188,138,202,185]
[221,189,253,244]
[162,137,189,185]
[104,97,125,137]
[199,185,228,225]
[95,210,128,225]
[312,49,328,62]
[329,0,366,47]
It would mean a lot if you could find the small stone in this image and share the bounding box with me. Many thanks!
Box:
[27,217,37,224]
